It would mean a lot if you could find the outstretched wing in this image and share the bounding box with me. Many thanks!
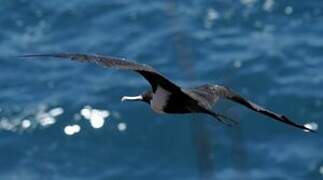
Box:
[19,53,182,93]
[189,84,315,132]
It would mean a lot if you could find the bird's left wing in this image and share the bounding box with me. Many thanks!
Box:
[189,84,316,132]
[19,53,183,93]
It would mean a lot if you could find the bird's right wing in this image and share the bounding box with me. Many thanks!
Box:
[190,84,315,132]
[19,53,183,93]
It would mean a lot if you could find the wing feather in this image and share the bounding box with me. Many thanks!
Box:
[19,53,181,93]
[189,84,316,133]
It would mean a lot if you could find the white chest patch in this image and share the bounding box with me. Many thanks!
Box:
[151,86,171,113]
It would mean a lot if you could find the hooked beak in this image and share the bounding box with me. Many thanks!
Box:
[121,95,143,102]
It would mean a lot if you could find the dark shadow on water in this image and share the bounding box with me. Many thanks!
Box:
[165,1,249,179]
[165,1,216,179]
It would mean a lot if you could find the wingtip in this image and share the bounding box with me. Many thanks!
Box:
[303,126,318,134]
[281,115,318,134]
[16,54,34,58]
[16,53,89,60]
[16,54,60,58]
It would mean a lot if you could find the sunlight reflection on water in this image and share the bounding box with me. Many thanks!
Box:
[64,124,81,136]
[0,105,117,135]
[117,122,127,132]
[319,166,323,175]
[284,6,293,15]
[0,105,64,132]
[80,105,110,129]
[263,0,274,12]
[304,122,319,132]
[21,119,31,129]
[204,8,219,29]
[36,106,64,127]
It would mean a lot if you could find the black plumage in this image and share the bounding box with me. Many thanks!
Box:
[20,53,315,132]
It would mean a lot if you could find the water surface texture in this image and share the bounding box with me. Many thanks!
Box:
[1,0,323,179]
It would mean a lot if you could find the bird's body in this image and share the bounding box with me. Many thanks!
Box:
[20,53,315,132]
[151,86,171,113]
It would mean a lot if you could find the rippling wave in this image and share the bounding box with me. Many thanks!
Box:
[1,0,322,179]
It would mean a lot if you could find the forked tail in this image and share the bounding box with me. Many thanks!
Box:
[205,110,239,127]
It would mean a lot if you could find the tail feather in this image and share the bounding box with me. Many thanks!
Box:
[205,111,239,127]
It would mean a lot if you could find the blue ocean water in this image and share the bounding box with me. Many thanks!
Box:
[0,0,323,179]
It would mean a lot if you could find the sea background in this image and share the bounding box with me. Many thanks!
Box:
[0,0,322,179]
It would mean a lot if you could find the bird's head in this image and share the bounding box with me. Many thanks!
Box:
[121,90,152,104]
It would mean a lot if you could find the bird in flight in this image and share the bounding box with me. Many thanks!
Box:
[20,53,315,132]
